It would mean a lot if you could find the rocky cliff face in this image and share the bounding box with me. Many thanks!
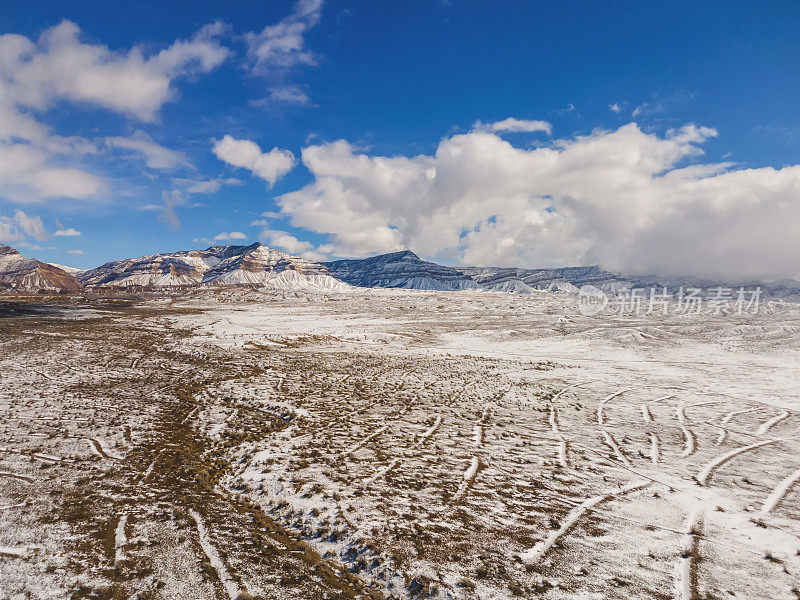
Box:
[325,250,478,291]
[0,245,82,292]
[79,243,348,290]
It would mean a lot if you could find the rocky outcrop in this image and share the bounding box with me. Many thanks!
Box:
[0,245,82,292]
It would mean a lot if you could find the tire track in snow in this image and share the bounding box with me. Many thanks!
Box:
[518,479,650,564]
[551,381,590,402]
[600,429,632,467]
[649,433,660,464]
[760,467,800,515]
[642,395,673,464]
[0,471,33,483]
[641,394,675,425]
[597,388,633,426]
[675,509,704,600]
[714,427,727,446]
[696,438,784,485]
[755,411,790,435]
[549,405,570,468]
[720,406,761,425]
[189,509,247,600]
[114,514,128,566]
[450,456,479,504]
[676,401,720,458]
[417,415,441,445]
[473,424,483,446]
[341,426,388,457]
[365,458,400,485]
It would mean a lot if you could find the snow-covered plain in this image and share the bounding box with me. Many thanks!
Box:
[1,288,799,599]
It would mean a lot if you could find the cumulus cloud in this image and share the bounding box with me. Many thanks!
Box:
[259,227,328,261]
[212,135,295,186]
[245,0,323,74]
[0,20,228,204]
[54,227,81,236]
[0,20,229,122]
[274,121,800,280]
[67,249,86,255]
[473,118,552,135]
[106,131,193,171]
[213,231,248,241]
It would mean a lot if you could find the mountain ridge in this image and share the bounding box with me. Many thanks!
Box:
[2,242,799,300]
[0,244,82,292]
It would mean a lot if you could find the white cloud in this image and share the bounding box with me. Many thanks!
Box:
[157,190,181,230]
[274,121,800,280]
[0,210,47,242]
[249,85,312,107]
[107,131,193,171]
[16,242,43,250]
[0,142,104,202]
[259,227,328,261]
[172,177,244,194]
[67,249,86,255]
[213,231,248,241]
[245,0,323,74]
[0,20,229,122]
[610,102,621,113]
[54,227,81,236]
[473,118,552,135]
[13,210,47,241]
[632,91,693,118]
[0,20,228,204]
[212,135,295,186]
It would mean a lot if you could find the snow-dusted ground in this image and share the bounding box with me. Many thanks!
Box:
[1,288,799,599]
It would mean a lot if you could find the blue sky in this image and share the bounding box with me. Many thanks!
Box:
[1,1,799,279]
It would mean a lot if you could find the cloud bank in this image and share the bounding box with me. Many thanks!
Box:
[274,122,800,280]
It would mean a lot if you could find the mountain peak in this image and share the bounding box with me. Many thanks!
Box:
[0,245,81,292]
[0,244,21,257]
[388,250,420,260]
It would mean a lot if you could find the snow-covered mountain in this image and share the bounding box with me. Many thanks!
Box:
[79,243,349,290]
[458,265,630,294]
[0,245,82,292]
[7,241,798,300]
[46,263,84,276]
[325,250,477,291]
[458,265,800,300]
